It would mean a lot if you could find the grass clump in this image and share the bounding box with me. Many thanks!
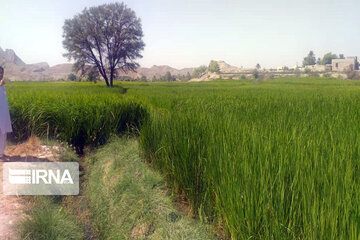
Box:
[18,197,84,240]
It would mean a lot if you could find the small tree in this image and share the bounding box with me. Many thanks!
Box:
[208,60,220,73]
[192,65,207,78]
[164,71,173,81]
[321,52,338,65]
[68,73,77,81]
[186,72,191,81]
[252,69,259,79]
[140,75,147,82]
[303,51,316,67]
[256,63,261,69]
[339,54,345,59]
[63,2,145,87]
[87,67,99,83]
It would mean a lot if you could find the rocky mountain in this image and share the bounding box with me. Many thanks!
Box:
[0,47,195,81]
[0,47,25,66]
[0,47,71,81]
[1,47,254,82]
[118,65,194,79]
[216,60,253,73]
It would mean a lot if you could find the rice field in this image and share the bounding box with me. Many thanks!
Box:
[7,78,360,239]
[6,82,147,153]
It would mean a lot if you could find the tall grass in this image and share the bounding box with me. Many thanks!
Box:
[9,78,360,239]
[139,78,360,239]
[86,137,215,239]
[18,197,84,240]
[7,82,148,153]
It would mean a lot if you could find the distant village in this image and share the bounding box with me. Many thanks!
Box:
[190,52,360,82]
[275,57,358,73]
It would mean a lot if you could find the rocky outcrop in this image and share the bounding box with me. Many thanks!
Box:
[0,47,26,66]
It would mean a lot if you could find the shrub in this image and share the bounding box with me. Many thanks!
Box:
[192,66,207,78]
[67,73,77,81]
[208,60,220,73]
[345,70,360,80]
[323,72,332,78]
[252,69,259,79]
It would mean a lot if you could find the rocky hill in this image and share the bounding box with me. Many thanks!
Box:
[0,47,71,81]
[0,47,257,82]
[0,47,194,81]
[0,47,25,66]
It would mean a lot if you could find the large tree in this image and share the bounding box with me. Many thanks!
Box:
[63,2,145,87]
[302,51,316,67]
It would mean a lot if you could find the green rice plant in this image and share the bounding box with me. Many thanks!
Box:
[138,78,360,239]
[9,78,360,239]
[7,82,148,153]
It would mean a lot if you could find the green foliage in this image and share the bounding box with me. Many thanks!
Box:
[164,71,175,81]
[186,72,191,81]
[10,78,360,239]
[302,50,316,66]
[140,75,147,82]
[192,65,207,78]
[87,137,215,239]
[321,52,338,65]
[67,73,77,81]
[87,67,99,83]
[18,197,84,240]
[7,82,148,153]
[208,60,220,73]
[136,78,360,239]
[63,2,145,87]
[252,69,259,79]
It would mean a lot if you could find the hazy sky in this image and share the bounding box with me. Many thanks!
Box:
[1,0,360,69]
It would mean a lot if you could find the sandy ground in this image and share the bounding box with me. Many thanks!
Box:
[0,137,60,240]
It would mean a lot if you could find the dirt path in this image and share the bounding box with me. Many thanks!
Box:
[0,163,25,240]
[0,137,60,239]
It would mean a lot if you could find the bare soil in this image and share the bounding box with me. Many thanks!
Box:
[0,137,59,239]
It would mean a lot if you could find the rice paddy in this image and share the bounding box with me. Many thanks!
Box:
[7,78,360,239]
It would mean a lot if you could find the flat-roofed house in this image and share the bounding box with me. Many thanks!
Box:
[332,57,359,71]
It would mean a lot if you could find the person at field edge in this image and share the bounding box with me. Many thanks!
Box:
[0,66,12,158]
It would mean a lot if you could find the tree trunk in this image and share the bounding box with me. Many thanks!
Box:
[103,74,110,87]
[110,68,114,87]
